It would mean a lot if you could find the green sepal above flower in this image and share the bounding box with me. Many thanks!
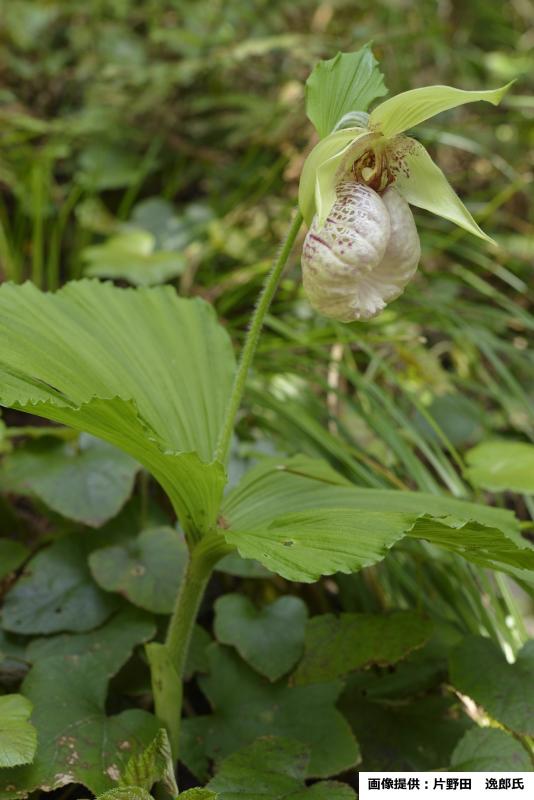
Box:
[300,72,514,242]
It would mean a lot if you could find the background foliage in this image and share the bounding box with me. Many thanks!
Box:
[0,0,533,795]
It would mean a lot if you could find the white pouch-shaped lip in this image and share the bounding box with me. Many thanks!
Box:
[301,180,420,322]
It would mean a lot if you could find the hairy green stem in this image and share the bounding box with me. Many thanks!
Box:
[215,208,303,465]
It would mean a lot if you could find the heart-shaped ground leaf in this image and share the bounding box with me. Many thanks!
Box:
[0,434,138,527]
[2,535,119,634]
[0,695,37,768]
[0,540,29,581]
[449,636,534,736]
[293,611,433,685]
[214,594,307,681]
[0,652,159,798]
[207,736,356,799]
[180,644,359,780]
[0,281,235,535]
[450,727,532,772]
[89,527,188,614]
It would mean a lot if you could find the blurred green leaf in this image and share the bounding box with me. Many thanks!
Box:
[181,644,359,780]
[0,434,139,527]
[306,45,387,138]
[0,695,37,768]
[450,727,532,771]
[0,281,235,536]
[294,611,432,686]
[2,535,119,635]
[83,230,186,287]
[0,539,29,581]
[449,637,534,736]
[89,527,188,614]
[214,594,307,681]
[465,440,534,493]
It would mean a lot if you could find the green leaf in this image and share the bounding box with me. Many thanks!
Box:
[89,527,188,614]
[465,441,534,493]
[2,535,119,635]
[83,229,186,287]
[26,606,156,673]
[306,45,387,138]
[0,652,160,799]
[450,727,532,772]
[90,788,153,800]
[449,637,534,736]
[214,594,307,681]
[180,645,359,781]
[0,281,236,536]
[207,737,356,799]
[184,625,212,680]
[0,695,37,768]
[369,82,512,138]
[294,611,433,685]
[223,508,412,583]
[0,540,29,581]
[343,693,471,771]
[122,729,178,797]
[180,791,217,800]
[391,137,493,243]
[222,456,532,583]
[0,434,139,527]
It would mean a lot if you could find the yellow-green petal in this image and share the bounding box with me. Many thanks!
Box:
[369,82,513,138]
[298,128,375,226]
[392,138,494,244]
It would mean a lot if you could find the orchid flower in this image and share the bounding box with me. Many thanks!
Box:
[298,80,512,321]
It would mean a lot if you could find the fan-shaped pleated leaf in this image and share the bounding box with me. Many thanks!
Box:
[0,281,236,535]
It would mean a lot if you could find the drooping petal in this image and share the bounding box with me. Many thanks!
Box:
[298,128,376,226]
[299,128,380,227]
[390,137,494,243]
[369,82,512,138]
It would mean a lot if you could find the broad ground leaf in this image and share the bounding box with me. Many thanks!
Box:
[0,281,235,535]
[293,611,432,685]
[0,540,29,581]
[180,791,217,799]
[449,636,534,736]
[26,607,156,672]
[0,434,138,527]
[306,45,387,138]
[207,737,356,799]
[450,728,532,772]
[89,527,188,613]
[184,625,212,680]
[180,645,359,780]
[465,441,534,493]
[0,652,159,798]
[221,456,532,583]
[2,535,119,634]
[214,594,307,681]
[0,695,37,768]
[342,694,471,771]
